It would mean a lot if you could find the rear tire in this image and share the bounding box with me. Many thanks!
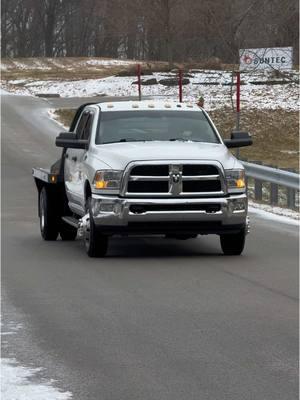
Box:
[220,229,246,256]
[84,199,108,257]
[39,187,59,241]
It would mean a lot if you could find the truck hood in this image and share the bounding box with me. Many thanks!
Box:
[91,141,240,170]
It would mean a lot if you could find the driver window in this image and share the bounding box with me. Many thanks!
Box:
[81,112,94,141]
[75,111,89,139]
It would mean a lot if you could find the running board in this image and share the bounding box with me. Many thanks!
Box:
[62,216,79,228]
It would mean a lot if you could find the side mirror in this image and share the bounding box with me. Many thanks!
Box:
[55,132,88,149]
[223,131,252,148]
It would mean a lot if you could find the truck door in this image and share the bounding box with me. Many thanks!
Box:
[76,111,95,211]
[64,110,90,212]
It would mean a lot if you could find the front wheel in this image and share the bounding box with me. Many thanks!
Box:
[84,199,108,257]
[220,228,246,256]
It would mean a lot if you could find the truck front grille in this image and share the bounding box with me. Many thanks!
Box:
[125,163,224,197]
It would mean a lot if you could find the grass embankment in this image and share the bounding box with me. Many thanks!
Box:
[53,108,76,128]
[1,57,172,83]
[210,108,299,170]
[54,107,299,170]
[1,57,240,84]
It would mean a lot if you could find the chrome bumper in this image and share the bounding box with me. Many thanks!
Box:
[91,193,248,230]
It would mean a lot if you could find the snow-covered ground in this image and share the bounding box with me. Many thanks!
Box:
[0,57,136,71]
[1,358,72,400]
[1,318,72,400]
[1,58,299,111]
[249,201,299,225]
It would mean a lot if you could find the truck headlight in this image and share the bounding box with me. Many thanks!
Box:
[225,169,246,192]
[93,170,123,191]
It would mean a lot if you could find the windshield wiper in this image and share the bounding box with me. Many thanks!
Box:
[119,139,152,143]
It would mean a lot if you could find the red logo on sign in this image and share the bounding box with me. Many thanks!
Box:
[243,55,252,64]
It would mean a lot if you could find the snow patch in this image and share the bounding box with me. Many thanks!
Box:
[8,79,28,85]
[1,358,72,400]
[2,70,298,111]
[280,150,299,155]
[249,201,299,226]
[85,59,135,67]
[0,88,10,95]
[48,109,68,130]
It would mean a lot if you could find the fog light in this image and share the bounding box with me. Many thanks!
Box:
[231,199,246,212]
[100,203,115,212]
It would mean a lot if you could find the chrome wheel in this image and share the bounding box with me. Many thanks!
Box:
[84,215,91,251]
[84,198,108,257]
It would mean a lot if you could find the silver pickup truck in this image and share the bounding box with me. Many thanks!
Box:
[33,100,252,257]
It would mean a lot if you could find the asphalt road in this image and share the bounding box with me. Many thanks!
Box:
[1,94,299,400]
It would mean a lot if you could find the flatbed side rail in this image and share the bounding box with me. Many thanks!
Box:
[32,167,64,185]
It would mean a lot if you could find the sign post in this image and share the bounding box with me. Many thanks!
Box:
[137,64,142,101]
[236,71,240,130]
[178,69,183,103]
[236,70,241,158]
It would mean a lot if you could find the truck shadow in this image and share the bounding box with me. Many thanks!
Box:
[68,236,224,258]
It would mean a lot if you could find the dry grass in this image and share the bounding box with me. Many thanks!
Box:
[1,57,171,82]
[210,108,299,171]
[53,108,76,128]
[1,62,124,82]
[1,57,238,83]
[54,107,299,171]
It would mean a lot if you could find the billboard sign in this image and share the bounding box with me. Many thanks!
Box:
[239,47,293,71]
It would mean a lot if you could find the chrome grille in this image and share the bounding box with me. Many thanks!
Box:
[124,162,225,197]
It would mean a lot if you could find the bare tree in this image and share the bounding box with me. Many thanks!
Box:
[1,0,298,63]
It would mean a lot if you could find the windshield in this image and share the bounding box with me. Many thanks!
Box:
[96,110,220,144]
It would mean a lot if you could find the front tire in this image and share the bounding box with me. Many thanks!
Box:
[39,187,59,241]
[220,228,246,256]
[84,199,108,257]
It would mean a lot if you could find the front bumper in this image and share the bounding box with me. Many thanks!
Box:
[90,193,248,235]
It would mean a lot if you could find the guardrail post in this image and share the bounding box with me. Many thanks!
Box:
[287,188,296,209]
[270,182,279,205]
[269,164,279,206]
[255,180,263,201]
[253,161,263,201]
[284,168,296,209]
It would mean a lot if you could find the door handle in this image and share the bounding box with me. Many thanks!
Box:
[65,153,69,159]
[72,156,77,162]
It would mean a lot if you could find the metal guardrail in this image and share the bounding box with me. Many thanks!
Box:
[242,161,300,209]
[242,162,300,190]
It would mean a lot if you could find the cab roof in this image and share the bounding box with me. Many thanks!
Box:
[97,100,202,112]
